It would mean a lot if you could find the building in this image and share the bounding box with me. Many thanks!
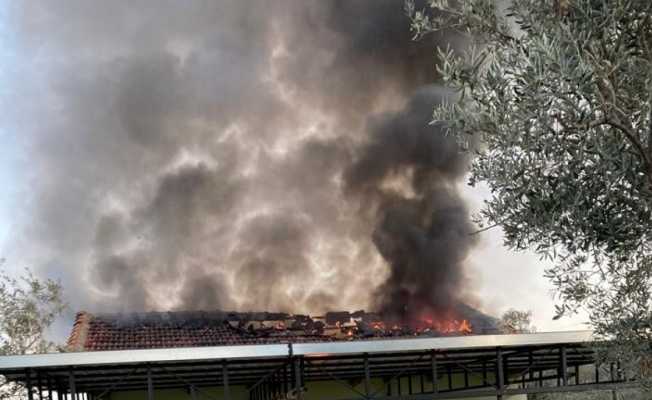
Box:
[0,311,636,400]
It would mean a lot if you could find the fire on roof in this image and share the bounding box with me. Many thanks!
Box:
[68,309,500,352]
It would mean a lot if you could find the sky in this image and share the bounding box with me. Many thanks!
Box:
[0,0,590,338]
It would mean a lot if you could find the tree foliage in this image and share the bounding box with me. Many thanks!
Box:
[0,269,66,399]
[406,0,652,388]
[499,308,535,333]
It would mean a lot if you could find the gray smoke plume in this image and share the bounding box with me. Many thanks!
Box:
[6,0,474,316]
[344,90,475,322]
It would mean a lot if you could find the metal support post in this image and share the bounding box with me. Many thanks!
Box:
[503,353,509,386]
[408,374,413,394]
[300,357,305,389]
[575,365,580,385]
[26,369,34,400]
[68,369,77,400]
[283,363,288,395]
[147,366,154,400]
[364,353,371,398]
[55,378,64,400]
[420,374,424,393]
[447,365,452,390]
[223,361,231,400]
[37,371,43,400]
[291,356,296,391]
[431,350,439,395]
[294,357,303,400]
[47,375,53,400]
[496,348,504,400]
[560,346,568,386]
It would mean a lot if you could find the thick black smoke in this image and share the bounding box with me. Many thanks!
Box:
[345,90,475,322]
[7,1,473,315]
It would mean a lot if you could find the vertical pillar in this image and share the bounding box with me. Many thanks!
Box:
[528,350,534,383]
[275,371,280,398]
[420,374,424,393]
[55,378,64,400]
[575,365,580,385]
[408,374,413,394]
[190,385,197,400]
[294,357,303,400]
[147,366,154,400]
[464,368,469,388]
[222,361,231,400]
[482,360,488,385]
[503,353,509,386]
[291,357,296,391]
[68,369,77,400]
[37,371,43,400]
[47,375,53,400]
[595,363,600,383]
[282,364,288,395]
[300,357,305,389]
[446,366,452,390]
[538,369,543,387]
[26,369,34,400]
[431,351,438,396]
[560,346,568,386]
[611,364,619,400]
[496,348,504,400]
[363,354,371,398]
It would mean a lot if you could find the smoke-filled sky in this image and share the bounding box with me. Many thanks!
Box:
[0,0,587,332]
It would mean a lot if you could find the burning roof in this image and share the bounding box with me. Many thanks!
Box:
[67,309,499,352]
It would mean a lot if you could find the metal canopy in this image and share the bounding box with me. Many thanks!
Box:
[0,331,594,369]
[0,331,636,399]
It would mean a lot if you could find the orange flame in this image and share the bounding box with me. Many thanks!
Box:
[459,319,472,335]
[415,315,473,335]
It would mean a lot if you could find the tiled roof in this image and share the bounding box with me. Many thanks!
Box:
[67,309,499,352]
[67,311,337,351]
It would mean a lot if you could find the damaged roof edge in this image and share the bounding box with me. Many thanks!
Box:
[0,330,594,370]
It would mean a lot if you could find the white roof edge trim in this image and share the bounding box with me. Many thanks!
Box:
[294,330,595,356]
[0,331,594,370]
[0,344,291,370]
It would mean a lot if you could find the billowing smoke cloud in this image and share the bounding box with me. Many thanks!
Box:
[6,0,474,315]
[345,90,475,322]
